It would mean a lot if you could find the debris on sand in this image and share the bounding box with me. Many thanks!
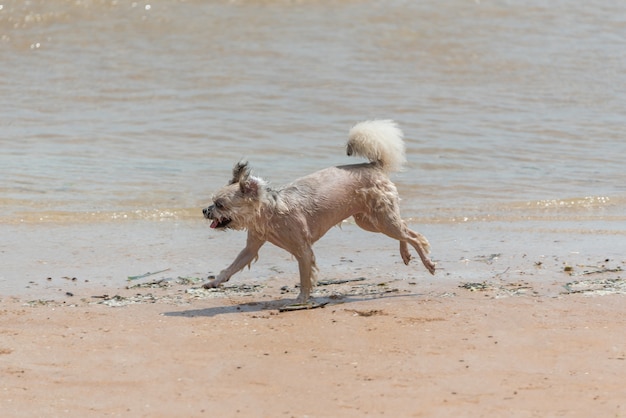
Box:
[458,281,535,298]
[473,254,502,264]
[563,278,626,296]
[459,281,493,292]
[278,301,329,312]
[562,260,624,295]
[345,309,385,317]
[127,268,171,281]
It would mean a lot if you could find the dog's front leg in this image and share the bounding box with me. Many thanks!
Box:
[203,234,265,289]
[294,246,318,303]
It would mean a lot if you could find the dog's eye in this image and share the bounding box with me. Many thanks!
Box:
[214,201,224,209]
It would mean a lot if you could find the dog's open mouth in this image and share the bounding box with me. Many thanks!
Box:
[210,217,232,229]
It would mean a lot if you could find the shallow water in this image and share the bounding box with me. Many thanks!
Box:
[1,0,625,296]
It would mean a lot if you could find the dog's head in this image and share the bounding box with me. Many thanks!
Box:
[202,161,266,231]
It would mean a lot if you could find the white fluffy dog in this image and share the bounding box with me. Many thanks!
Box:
[202,120,436,303]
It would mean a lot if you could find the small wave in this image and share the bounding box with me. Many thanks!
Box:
[2,207,203,225]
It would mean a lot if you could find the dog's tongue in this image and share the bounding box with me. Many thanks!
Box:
[210,220,219,229]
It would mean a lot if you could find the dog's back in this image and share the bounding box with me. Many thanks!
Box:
[276,120,407,231]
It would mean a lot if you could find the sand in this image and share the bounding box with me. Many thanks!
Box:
[2,221,626,416]
[2,273,626,417]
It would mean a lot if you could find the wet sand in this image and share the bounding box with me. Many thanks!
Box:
[1,221,625,416]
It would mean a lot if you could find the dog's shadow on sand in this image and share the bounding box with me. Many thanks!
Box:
[163,293,420,318]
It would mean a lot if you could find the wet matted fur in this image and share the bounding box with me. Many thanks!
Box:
[202,120,436,303]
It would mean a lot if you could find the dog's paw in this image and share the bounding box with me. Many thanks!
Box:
[202,275,220,289]
[399,241,412,265]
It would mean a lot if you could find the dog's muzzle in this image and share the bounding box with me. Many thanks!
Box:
[203,205,232,229]
[202,205,213,219]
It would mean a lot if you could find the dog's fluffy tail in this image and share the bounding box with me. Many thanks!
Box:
[346,119,406,173]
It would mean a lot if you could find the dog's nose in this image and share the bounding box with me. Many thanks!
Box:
[202,205,213,219]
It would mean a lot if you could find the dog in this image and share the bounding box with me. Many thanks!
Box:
[202,120,436,303]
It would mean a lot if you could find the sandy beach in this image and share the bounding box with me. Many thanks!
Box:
[2,221,625,417]
[2,282,625,417]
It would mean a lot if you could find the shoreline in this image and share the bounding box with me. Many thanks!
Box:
[2,218,625,299]
[8,260,626,309]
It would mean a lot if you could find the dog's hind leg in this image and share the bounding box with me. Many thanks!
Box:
[393,222,435,274]
[354,213,411,265]
[354,213,435,274]
[403,226,435,274]
[399,241,412,265]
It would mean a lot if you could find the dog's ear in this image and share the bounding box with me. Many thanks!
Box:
[239,176,261,197]
[229,161,250,185]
